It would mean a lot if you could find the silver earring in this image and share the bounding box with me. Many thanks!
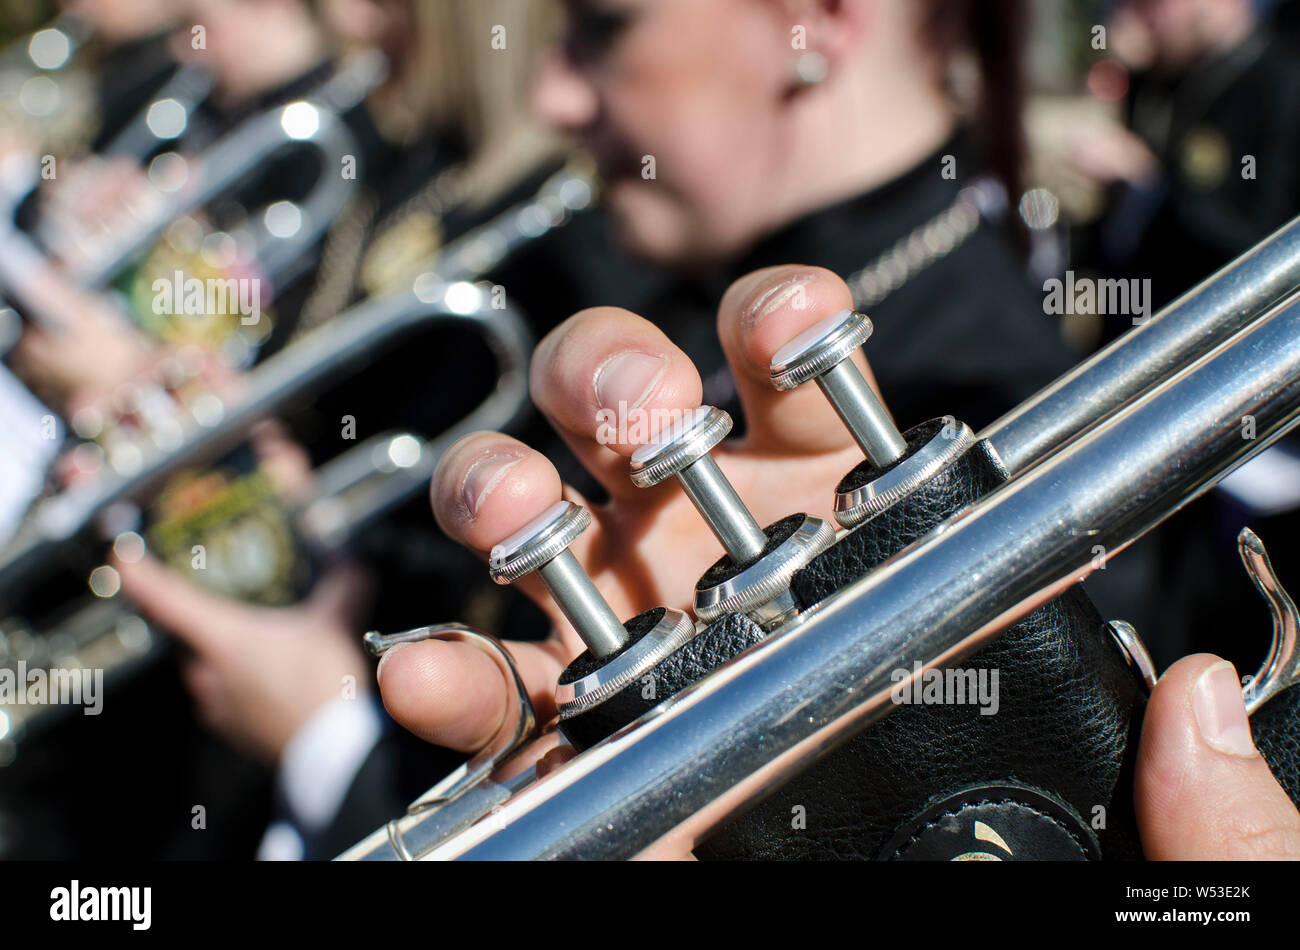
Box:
[794,51,829,86]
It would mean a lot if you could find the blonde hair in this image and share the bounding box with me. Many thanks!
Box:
[372,0,564,206]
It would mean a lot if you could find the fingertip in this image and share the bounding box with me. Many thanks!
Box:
[1137,653,1300,859]
[531,307,702,455]
[1154,652,1227,689]
[718,265,853,381]
[431,432,564,553]
[1144,653,1255,761]
[716,266,868,455]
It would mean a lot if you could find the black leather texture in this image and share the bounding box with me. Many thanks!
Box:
[1252,682,1300,808]
[695,423,1148,861]
[794,421,1003,607]
[697,514,804,590]
[557,607,666,684]
[695,585,1146,860]
[559,612,767,751]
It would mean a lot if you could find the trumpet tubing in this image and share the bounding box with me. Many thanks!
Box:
[339,215,1300,862]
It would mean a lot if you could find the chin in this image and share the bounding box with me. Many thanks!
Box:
[604,179,696,268]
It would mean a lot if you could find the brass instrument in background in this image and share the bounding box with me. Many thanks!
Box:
[0,165,596,756]
[54,51,385,294]
[0,50,387,525]
[0,51,386,350]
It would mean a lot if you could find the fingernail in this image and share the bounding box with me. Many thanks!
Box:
[1192,660,1258,758]
[461,449,526,518]
[743,274,816,330]
[595,351,667,412]
[375,641,409,686]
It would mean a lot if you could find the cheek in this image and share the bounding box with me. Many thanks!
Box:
[603,180,693,262]
[1156,3,1195,39]
[606,98,770,260]
[625,92,761,187]
[625,5,773,154]
[601,34,778,249]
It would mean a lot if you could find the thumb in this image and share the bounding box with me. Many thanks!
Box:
[113,553,246,657]
[1135,653,1300,860]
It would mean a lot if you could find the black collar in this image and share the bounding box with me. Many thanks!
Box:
[709,129,978,298]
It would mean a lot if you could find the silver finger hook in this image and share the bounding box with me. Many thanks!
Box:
[1237,528,1300,716]
[363,623,537,816]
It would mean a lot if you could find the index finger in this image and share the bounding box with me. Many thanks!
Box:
[112,552,245,658]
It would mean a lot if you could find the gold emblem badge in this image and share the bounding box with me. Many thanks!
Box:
[147,466,306,606]
[1181,125,1231,191]
[125,213,274,362]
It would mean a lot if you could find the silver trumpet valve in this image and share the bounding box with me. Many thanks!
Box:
[770,309,977,529]
[768,308,906,467]
[488,500,696,722]
[629,406,833,627]
[489,500,629,658]
[629,406,768,563]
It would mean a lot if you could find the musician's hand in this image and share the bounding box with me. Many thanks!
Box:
[377,265,1300,862]
[114,555,374,766]
[377,265,873,752]
[38,157,167,271]
[1135,653,1300,859]
[1068,115,1159,187]
[9,283,153,406]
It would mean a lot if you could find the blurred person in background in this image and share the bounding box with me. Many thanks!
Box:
[0,0,374,860]
[0,0,191,538]
[0,0,210,580]
[1,0,568,859]
[535,0,1076,435]
[102,0,620,861]
[8,0,598,409]
[1088,0,1300,312]
[9,0,359,403]
[1067,0,1300,670]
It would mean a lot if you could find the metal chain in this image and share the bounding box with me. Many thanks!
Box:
[846,177,1006,309]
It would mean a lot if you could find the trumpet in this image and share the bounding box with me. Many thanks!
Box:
[0,165,596,753]
[341,215,1300,861]
[54,51,387,292]
[0,50,385,353]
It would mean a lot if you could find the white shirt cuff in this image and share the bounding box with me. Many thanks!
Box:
[274,695,384,832]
